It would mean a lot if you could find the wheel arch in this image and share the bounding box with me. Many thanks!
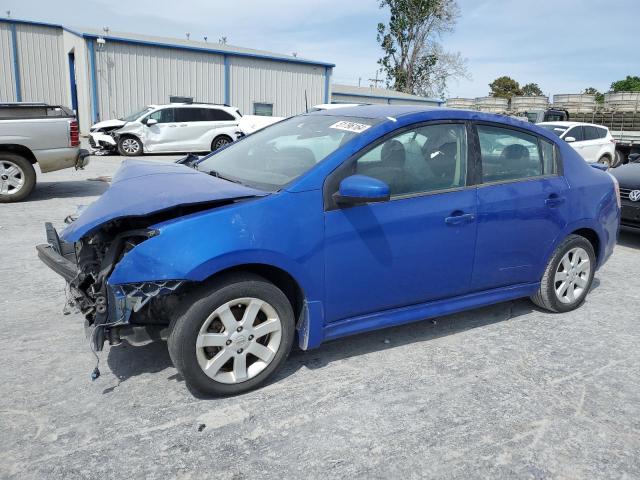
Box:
[0,144,37,164]
[570,227,601,263]
[197,263,306,323]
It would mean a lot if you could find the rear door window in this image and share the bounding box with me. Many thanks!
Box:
[477,125,545,183]
[584,126,601,140]
[565,126,584,142]
[176,108,205,122]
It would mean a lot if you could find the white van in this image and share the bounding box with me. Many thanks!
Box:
[90,103,243,156]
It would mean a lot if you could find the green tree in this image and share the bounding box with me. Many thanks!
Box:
[521,83,543,96]
[377,0,470,98]
[489,76,521,100]
[610,76,640,92]
[584,87,604,104]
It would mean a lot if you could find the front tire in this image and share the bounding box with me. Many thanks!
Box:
[0,153,36,203]
[168,273,295,396]
[118,136,143,156]
[531,234,595,313]
[211,135,233,152]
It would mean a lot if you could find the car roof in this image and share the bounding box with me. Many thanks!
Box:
[149,103,237,111]
[309,104,442,119]
[537,121,608,129]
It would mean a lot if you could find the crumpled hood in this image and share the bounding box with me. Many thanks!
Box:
[90,119,126,131]
[61,159,266,242]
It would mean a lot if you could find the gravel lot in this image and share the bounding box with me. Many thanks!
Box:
[1,151,640,479]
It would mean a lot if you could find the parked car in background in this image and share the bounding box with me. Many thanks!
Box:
[537,121,616,166]
[37,106,619,395]
[610,153,640,231]
[309,103,366,111]
[89,102,243,156]
[0,102,89,202]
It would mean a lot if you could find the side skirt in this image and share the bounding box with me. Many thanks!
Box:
[322,283,539,343]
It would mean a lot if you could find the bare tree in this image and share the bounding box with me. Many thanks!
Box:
[377,0,470,98]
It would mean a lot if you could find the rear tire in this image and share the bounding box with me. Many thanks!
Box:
[0,153,36,203]
[118,136,143,156]
[211,135,233,152]
[531,234,596,313]
[168,273,295,396]
[597,154,612,168]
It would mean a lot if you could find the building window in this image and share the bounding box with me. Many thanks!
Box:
[253,103,274,116]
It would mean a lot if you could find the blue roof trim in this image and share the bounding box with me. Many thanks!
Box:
[0,18,334,67]
[0,18,92,38]
[87,39,100,123]
[333,90,443,105]
[9,23,21,102]
[324,67,330,104]
[81,33,336,68]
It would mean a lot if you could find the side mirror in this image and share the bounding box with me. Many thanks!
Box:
[145,118,158,126]
[564,136,576,143]
[629,153,640,163]
[333,175,390,207]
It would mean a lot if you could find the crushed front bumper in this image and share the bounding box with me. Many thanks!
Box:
[36,222,183,351]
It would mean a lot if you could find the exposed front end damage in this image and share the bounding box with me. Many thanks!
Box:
[37,218,186,353]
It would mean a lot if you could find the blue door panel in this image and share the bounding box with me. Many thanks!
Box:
[324,188,478,323]
[471,176,570,290]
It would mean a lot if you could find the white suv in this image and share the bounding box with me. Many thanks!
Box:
[537,121,616,166]
[89,103,243,156]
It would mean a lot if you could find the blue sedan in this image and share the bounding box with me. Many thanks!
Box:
[37,106,620,395]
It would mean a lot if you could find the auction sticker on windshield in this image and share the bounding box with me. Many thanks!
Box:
[329,121,371,134]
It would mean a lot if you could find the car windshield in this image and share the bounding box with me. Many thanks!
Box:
[197,115,380,190]
[120,106,153,122]
[538,124,568,137]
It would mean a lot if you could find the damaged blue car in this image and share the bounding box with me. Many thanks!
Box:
[37,105,620,395]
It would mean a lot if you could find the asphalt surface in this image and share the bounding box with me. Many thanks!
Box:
[1,151,640,479]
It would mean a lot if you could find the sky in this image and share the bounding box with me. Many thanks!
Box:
[4,0,640,100]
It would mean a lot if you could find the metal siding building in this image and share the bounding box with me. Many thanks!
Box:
[229,57,326,117]
[0,22,16,101]
[332,83,443,107]
[15,23,67,105]
[0,18,334,133]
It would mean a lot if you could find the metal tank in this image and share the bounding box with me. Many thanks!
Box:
[446,98,475,109]
[510,95,549,113]
[604,92,640,112]
[552,94,596,113]
[474,96,508,113]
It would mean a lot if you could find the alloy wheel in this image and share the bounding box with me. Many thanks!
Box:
[195,297,282,384]
[554,247,591,304]
[214,138,230,150]
[121,138,140,154]
[0,160,25,195]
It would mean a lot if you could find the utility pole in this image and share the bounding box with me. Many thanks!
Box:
[368,71,383,88]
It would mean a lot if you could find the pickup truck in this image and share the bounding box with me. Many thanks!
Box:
[0,103,89,202]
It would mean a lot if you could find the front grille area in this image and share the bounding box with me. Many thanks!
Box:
[88,136,97,148]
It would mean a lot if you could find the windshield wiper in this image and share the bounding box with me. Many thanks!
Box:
[208,170,245,185]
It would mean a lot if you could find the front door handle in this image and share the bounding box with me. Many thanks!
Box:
[179,124,188,127]
[545,194,565,207]
[445,212,475,226]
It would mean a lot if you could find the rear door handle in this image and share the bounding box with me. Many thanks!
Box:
[545,194,565,207]
[445,212,475,226]
[179,124,188,127]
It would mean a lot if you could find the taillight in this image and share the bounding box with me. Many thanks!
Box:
[609,173,621,209]
[69,119,80,147]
